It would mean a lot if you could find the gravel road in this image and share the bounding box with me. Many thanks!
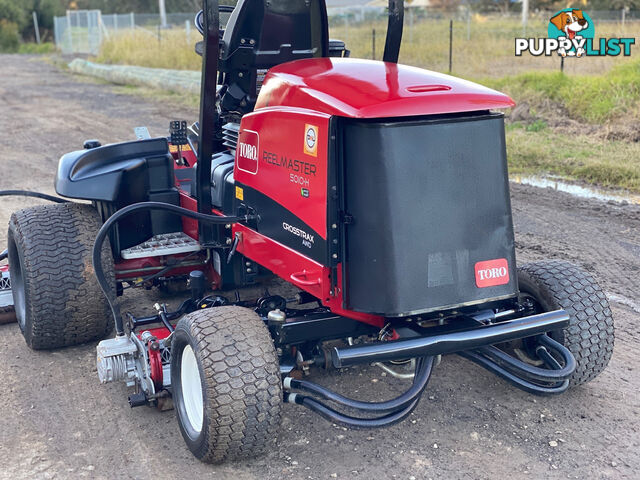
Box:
[0,55,638,480]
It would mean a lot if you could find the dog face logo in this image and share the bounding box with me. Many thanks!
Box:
[517,9,634,58]
[550,10,588,40]
[548,8,593,57]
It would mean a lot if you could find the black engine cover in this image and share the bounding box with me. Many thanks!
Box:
[341,113,518,317]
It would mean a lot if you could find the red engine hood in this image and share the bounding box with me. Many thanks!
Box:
[256,58,514,118]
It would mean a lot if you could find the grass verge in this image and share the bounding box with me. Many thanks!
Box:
[18,42,56,54]
[485,60,640,124]
[506,124,640,192]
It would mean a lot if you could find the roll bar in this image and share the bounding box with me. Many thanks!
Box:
[196,0,219,245]
[383,0,404,63]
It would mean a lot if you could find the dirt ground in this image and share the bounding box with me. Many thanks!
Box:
[0,55,638,480]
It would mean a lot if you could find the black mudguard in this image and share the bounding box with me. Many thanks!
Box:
[55,138,182,254]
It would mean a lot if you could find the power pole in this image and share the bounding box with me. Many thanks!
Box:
[159,0,167,28]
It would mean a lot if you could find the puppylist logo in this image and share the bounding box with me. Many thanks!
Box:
[515,9,635,58]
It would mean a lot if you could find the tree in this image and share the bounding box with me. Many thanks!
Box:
[0,0,27,27]
[19,0,65,42]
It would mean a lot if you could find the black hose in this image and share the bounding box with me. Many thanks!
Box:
[0,190,69,203]
[285,356,434,429]
[0,249,7,262]
[458,350,570,395]
[92,201,255,336]
[291,393,422,429]
[474,336,575,383]
[285,356,434,414]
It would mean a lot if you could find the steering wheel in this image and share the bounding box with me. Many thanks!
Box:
[194,6,235,36]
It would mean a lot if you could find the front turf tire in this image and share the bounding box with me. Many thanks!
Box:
[517,260,614,386]
[171,306,282,463]
[7,203,115,349]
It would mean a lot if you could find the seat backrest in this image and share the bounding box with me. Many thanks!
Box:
[219,0,329,113]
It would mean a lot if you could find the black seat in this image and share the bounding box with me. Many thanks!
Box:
[219,0,329,113]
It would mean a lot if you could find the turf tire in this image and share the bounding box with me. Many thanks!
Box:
[7,203,115,349]
[517,260,614,386]
[171,306,282,463]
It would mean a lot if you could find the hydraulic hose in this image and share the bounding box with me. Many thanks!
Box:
[458,350,570,395]
[0,249,7,262]
[474,335,575,383]
[288,393,421,429]
[284,356,434,414]
[0,190,69,203]
[284,356,434,429]
[92,201,256,336]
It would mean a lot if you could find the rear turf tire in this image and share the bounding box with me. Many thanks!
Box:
[517,260,614,386]
[7,203,115,349]
[171,306,282,463]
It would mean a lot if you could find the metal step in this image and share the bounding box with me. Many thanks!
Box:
[120,232,201,260]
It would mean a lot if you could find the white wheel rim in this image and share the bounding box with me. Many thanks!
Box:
[181,345,204,433]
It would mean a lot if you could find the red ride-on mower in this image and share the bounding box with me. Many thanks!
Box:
[3,0,614,463]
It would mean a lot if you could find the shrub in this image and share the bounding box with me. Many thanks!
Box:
[0,20,20,53]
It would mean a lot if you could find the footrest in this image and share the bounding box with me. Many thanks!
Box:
[120,232,201,260]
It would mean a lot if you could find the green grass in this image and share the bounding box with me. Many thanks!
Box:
[94,30,202,71]
[18,42,56,54]
[506,126,640,192]
[485,60,640,123]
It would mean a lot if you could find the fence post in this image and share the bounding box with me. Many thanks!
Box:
[130,12,135,29]
[409,7,413,42]
[372,28,375,60]
[53,16,59,48]
[344,13,348,45]
[448,20,453,73]
[466,7,470,41]
[32,11,41,44]
[66,10,73,53]
[560,56,564,73]
[622,8,626,25]
[186,20,191,44]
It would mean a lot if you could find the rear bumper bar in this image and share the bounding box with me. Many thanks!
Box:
[331,310,570,368]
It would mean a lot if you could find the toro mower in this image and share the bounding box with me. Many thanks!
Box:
[1,0,614,463]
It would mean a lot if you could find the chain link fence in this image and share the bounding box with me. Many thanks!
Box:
[54,10,104,55]
[54,11,204,54]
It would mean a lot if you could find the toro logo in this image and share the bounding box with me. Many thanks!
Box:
[237,130,259,174]
[475,258,510,288]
